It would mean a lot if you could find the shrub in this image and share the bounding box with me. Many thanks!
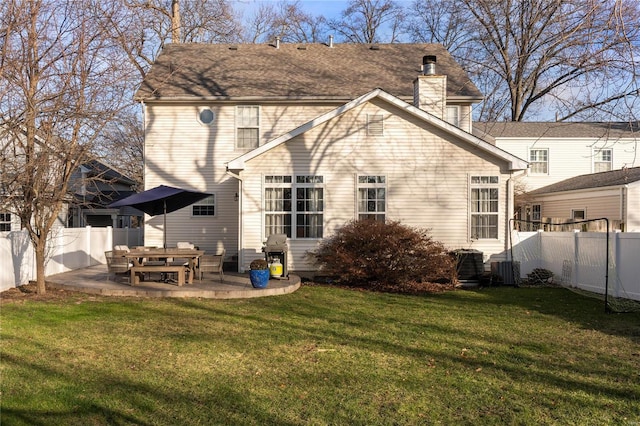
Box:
[250,259,268,270]
[527,268,554,285]
[308,219,456,290]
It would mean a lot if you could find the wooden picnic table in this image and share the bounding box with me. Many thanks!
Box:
[124,248,204,286]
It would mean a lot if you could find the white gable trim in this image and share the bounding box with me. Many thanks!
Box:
[226,89,528,171]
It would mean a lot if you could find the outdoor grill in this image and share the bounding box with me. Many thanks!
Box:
[262,233,288,279]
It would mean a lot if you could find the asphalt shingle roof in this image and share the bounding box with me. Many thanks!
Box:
[474,121,639,140]
[528,166,640,195]
[135,43,483,101]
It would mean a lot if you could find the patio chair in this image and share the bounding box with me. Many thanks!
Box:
[105,250,132,283]
[199,250,225,282]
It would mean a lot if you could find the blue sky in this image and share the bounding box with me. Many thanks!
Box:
[235,0,350,19]
[235,0,414,21]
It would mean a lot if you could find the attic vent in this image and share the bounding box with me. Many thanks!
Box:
[370,45,380,50]
[297,45,307,50]
[229,45,238,50]
[367,114,384,136]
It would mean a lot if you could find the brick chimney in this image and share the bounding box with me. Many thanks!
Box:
[413,55,447,120]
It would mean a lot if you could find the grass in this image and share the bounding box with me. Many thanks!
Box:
[1,285,639,425]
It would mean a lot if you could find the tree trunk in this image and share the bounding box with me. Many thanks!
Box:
[34,241,47,295]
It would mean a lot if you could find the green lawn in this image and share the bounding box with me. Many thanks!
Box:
[1,285,639,425]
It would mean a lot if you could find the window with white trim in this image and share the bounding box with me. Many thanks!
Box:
[264,175,323,239]
[572,209,586,220]
[594,148,612,173]
[265,176,292,237]
[446,105,459,127]
[531,204,541,221]
[192,195,215,216]
[358,175,386,221]
[470,176,499,239]
[367,114,384,135]
[529,149,548,175]
[0,212,11,231]
[296,176,324,238]
[198,107,215,125]
[236,106,259,149]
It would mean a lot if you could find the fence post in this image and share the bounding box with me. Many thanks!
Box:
[613,230,621,299]
[107,226,113,251]
[86,226,92,267]
[573,230,580,288]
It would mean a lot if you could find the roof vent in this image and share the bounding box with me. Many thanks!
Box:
[423,55,437,75]
[228,45,238,50]
[297,45,307,50]
[370,45,380,50]
[328,35,334,48]
[275,36,280,49]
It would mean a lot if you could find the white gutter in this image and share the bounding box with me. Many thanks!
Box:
[226,169,244,272]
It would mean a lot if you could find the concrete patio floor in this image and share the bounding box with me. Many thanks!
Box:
[45,265,301,299]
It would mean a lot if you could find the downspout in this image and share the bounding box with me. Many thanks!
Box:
[507,169,527,266]
[226,168,244,272]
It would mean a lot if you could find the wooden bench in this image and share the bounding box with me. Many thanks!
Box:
[131,265,186,286]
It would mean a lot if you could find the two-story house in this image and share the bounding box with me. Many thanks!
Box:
[135,42,527,272]
[475,121,639,227]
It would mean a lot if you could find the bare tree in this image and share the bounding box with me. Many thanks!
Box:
[243,0,328,44]
[328,0,406,43]
[1,0,131,294]
[408,0,640,122]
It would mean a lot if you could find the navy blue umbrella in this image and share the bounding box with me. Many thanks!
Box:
[108,185,212,248]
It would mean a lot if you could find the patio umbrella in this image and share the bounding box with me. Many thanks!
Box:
[108,185,212,248]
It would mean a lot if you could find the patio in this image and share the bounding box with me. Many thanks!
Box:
[45,264,301,299]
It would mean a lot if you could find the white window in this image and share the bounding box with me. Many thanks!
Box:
[594,148,612,173]
[0,212,11,231]
[192,195,215,216]
[446,105,459,127]
[265,176,292,238]
[470,176,499,239]
[367,114,384,135]
[531,204,541,221]
[358,175,386,222]
[264,175,323,239]
[236,106,259,149]
[296,176,324,238]
[198,107,215,125]
[529,149,548,175]
[572,209,586,220]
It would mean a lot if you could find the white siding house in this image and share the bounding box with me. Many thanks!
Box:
[136,43,527,272]
[474,122,639,191]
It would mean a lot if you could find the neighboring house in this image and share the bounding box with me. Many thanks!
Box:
[524,166,640,231]
[135,42,527,272]
[67,159,141,228]
[474,121,639,191]
[474,122,639,226]
[1,123,140,231]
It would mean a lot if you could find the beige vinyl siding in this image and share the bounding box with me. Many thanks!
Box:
[143,102,338,257]
[494,137,639,191]
[240,100,512,270]
[144,103,237,254]
[536,189,621,220]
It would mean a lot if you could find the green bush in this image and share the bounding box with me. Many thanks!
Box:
[309,219,455,290]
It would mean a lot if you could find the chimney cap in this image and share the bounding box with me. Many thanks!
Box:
[423,55,437,64]
[422,55,437,75]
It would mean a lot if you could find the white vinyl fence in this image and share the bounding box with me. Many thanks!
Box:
[510,231,640,301]
[0,227,143,292]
